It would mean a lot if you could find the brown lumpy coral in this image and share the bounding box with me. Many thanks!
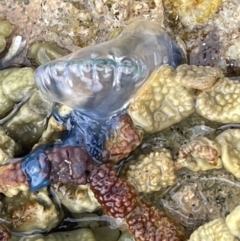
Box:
[126,149,176,193]
[47,146,92,185]
[126,202,185,241]
[88,163,138,218]
[175,136,222,171]
[104,114,143,163]
[128,65,195,133]
[0,161,28,197]
[0,223,11,241]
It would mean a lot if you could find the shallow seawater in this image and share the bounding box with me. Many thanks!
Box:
[1,0,240,240]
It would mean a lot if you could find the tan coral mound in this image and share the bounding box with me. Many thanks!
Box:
[175,64,223,90]
[126,149,176,193]
[196,77,240,123]
[215,129,240,179]
[175,136,222,171]
[128,65,195,133]
[51,182,100,213]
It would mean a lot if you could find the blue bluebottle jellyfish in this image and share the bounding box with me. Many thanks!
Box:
[22,146,52,191]
[34,20,184,121]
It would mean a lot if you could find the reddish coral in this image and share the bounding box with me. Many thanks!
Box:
[47,146,93,185]
[103,114,143,163]
[0,223,11,241]
[88,163,138,218]
[126,202,185,241]
[87,163,186,240]
[0,161,28,196]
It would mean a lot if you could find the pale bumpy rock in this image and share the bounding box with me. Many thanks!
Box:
[196,77,240,123]
[126,149,176,193]
[128,65,195,133]
[175,136,222,172]
[175,64,223,90]
[216,129,240,179]
[1,189,61,233]
[51,182,100,213]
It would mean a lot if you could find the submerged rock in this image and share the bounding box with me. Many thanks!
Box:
[160,168,240,230]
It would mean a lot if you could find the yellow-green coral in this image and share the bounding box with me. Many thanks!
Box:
[0,20,13,38]
[27,41,70,66]
[4,90,54,147]
[2,67,36,102]
[128,65,195,133]
[196,77,240,123]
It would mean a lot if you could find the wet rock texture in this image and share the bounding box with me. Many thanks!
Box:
[0,0,164,65]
